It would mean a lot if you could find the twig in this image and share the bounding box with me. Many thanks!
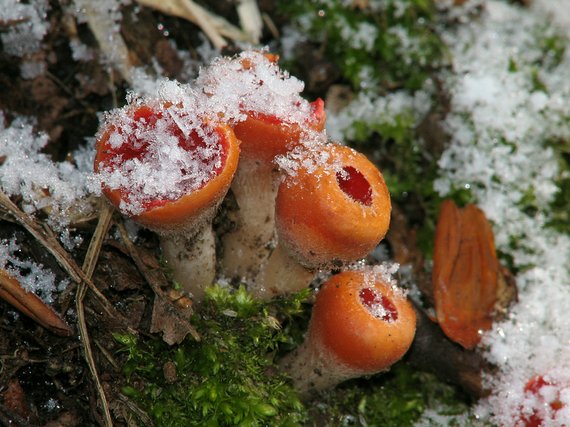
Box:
[76,201,115,427]
[79,2,136,84]
[135,0,251,48]
[0,190,121,320]
[117,393,155,427]
[236,0,263,44]
[261,13,280,40]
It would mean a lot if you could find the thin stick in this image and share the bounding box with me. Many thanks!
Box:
[76,201,115,427]
[135,0,250,47]
[236,0,263,44]
[0,190,120,319]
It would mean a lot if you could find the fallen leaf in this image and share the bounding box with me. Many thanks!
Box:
[432,200,499,349]
[150,294,198,345]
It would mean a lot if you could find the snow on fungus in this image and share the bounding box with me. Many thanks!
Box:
[194,50,315,129]
[275,143,391,267]
[94,98,240,231]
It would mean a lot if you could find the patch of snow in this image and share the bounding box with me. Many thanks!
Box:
[0,237,68,304]
[0,0,50,57]
[433,1,570,424]
[0,112,98,230]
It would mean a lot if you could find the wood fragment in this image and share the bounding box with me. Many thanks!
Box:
[407,303,487,398]
[0,269,72,336]
[135,0,251,48]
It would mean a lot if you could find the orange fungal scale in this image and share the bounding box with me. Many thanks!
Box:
[311,270,416,373]
[275,144,391,267]
[95,103,240,231]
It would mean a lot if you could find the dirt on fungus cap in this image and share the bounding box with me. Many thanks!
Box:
[94,103,240,231]
[232,98,326,163]
[275,143,391,267]
[310,269,416,372]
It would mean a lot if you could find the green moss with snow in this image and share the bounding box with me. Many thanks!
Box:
[280,0,446,91]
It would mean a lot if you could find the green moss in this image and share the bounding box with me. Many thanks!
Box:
[115,286,308,426]
[547,156,570,235]
[280,0,446,92]
[115,285,473,425]
[310,364,471,426]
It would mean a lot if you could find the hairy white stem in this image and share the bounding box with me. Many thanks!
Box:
[251,243,313,300]
[222,161,277,279]
[160,225,215,303]
[280,330,362,397]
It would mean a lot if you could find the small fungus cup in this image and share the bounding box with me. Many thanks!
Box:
[95,98,240,302]
[281,268,417,397]
[253,143,391,299]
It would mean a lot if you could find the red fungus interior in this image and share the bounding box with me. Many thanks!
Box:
[100,105,228,210]
[359,287,398,322]
[336,166,373,206]
[522,376,563,427]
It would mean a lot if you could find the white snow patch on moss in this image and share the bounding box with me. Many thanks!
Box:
[434,1,570,424]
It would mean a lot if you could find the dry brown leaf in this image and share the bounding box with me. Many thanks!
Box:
[150,295,197,345]
[432,200,499,349]
[1,378,31,420]
[116,222,199,345]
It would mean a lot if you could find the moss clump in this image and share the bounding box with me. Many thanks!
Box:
[312,364,471,426]
[280,0,446,92]
[116,285,308,426]
[115,284,473,425]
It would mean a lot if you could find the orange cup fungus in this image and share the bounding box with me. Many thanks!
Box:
[95,100,240,301]
[95,103,240,232]
[220,53,327,279]
[282,268,416,395]
[275,143,391,267]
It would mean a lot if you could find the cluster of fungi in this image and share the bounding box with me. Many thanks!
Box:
[94,50,417,396]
